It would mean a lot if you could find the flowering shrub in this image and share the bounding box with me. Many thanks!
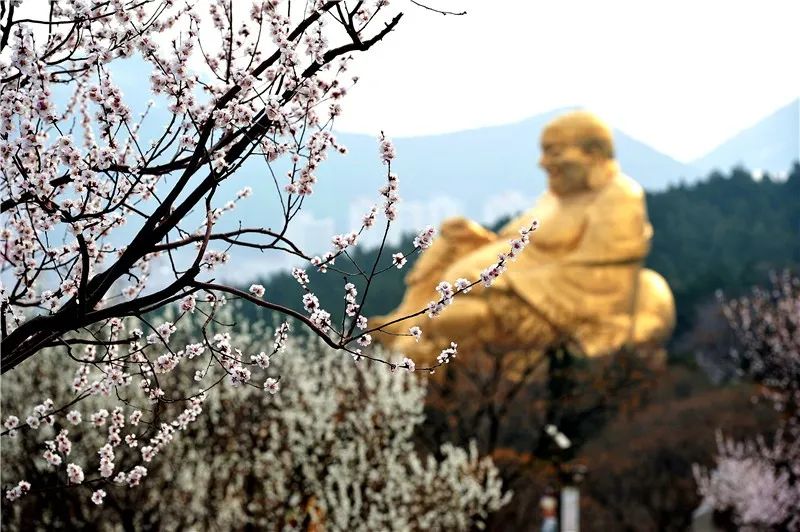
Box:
[0,0,536,505]
[694,431,799,530]
[694,271,800,530]
[1,311,510,529]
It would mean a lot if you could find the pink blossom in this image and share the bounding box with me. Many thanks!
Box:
[5,481,31,502]
[67,463,85,484]
[179,294,197,313]
[378,133,396,164]
[264,377,280,395]
[91,490,106,505]
[414,226,436,250]
[251,352,270,369]
[4,415,19,437]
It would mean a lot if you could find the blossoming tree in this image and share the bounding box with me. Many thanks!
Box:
[694,271,800,529]
[0,0,535,507]
[2,311,510,529]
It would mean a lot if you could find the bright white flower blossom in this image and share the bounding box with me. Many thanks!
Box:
[292,268,309,286]
[264,377,281,395]
[91,409,109,427]
[437,342,458,365]
[251,351,270,369]
[91,490,106,505]
[65,411,82,425]
[426,301,445,319]
[129,410,143,426]
[67,463,85,484]
[4,415,19,437]
[378,132,396,164]
[454,278,472,293]
[56,429,72,455]
[436,281,454,302]
[414,226,436,249]
[392,252,407,269]
[229,364,252,387]
[179,294,197,313]
[248,284,265,297]
[362,206,378,228]
[5,481,31,502]
[357,334,372,347]
[302,293,320,312]
[273,322,290,352]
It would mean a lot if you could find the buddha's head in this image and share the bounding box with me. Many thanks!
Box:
[539,111,616,197]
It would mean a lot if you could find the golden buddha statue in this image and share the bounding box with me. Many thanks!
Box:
[373,111,675,366]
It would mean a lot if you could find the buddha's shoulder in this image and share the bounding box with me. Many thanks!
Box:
[598,173,645,203]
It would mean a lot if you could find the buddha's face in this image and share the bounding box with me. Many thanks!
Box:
[539,127,597,197]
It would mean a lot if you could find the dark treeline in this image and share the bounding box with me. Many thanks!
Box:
[646,162,800,340]
[243,162,800,346]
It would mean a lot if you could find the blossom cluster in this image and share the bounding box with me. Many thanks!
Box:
[1,322,510,529]
[480,220,538,287]
[694,432,800,530]
[695,272,800,529]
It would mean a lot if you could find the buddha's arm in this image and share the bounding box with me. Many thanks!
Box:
[504,211,589,265]
[406,217,496,285]
[562,197,650,266]
[499,195,589,261]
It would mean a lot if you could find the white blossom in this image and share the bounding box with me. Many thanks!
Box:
[91,490,106,505]
[248,284,265,298]
[264,377,280,395]
[67,463,85,484]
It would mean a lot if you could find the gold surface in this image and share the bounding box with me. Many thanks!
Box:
[373,111,676,366]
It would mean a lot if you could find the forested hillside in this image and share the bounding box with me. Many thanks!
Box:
[646,162,800,337]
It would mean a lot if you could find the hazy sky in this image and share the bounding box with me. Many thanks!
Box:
[337,0,799,162]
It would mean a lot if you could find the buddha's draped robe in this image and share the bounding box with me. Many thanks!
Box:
[374,170,674,362]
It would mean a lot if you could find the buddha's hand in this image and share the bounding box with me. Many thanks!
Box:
[440,217,496,243]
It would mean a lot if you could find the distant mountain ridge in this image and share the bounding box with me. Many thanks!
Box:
[691,98,799,176]
[302,108,698,229]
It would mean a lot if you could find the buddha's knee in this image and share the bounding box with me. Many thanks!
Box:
[633,269,676,345]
